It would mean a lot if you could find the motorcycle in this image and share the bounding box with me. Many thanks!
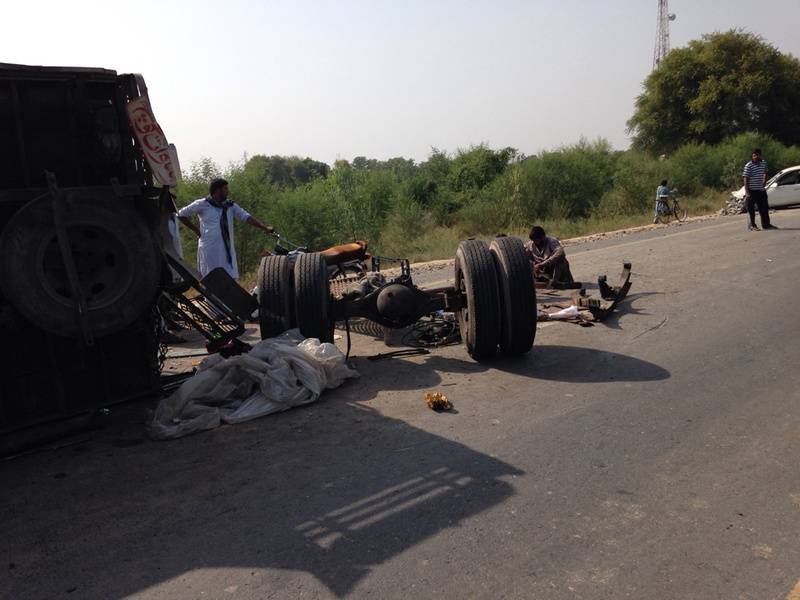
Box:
[252,232,377,319]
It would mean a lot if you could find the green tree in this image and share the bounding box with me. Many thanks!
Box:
[448,145,515,192]
[628,30,800,154]
[244,154,329,188]
[420,148,452,184]
[351,156,377,171]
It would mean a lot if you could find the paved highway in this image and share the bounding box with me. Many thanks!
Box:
[3,211,800,599]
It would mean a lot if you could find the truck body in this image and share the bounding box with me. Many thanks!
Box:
[0,63,167,446]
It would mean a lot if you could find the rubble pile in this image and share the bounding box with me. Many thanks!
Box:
[719,195,746,216]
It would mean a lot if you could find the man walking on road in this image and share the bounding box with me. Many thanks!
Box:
[743,148,777,231]
[177,178,274,279]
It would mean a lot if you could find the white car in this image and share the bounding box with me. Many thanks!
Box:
[732,165,800,208]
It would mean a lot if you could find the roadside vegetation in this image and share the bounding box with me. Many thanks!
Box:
[175,133,799,275]
[174,31,800,277]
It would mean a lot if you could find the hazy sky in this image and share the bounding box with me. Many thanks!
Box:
[4,1,799,168]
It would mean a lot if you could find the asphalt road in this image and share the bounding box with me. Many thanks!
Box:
[3,211,800,600]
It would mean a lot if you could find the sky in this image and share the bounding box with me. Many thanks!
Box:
[4,1,800,169]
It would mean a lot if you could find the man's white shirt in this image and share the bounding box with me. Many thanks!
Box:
[177,198,251,279]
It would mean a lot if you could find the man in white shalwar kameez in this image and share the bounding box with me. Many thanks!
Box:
[177,178,273,279]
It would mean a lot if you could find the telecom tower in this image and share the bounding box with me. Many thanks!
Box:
[653,0,677,69]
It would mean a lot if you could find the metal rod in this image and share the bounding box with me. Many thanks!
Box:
[46,171,94,346]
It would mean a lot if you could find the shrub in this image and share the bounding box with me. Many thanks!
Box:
[610,150,662,211]
[518,139,617,220]
[174,135,800,276]
[664,142,718,194]
[711,133,787,189]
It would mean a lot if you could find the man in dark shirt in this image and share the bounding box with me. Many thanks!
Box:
[742,148,777,231]
[524,226,574,284]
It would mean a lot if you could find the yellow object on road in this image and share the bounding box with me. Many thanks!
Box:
[425,391,452,411]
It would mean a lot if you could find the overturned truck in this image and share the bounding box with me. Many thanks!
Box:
[0,63,174,445]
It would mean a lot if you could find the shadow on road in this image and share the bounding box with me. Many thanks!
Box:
[596,292,658,330]
[420,344,670,383]
[2,399,521,599]
[513,345,670,382]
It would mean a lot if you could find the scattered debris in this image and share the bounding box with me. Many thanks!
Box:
[752,544,773,559]
[401,313,461,348]
[572,263,633,322]
[536,262,632,327]
[632,316,668,340]
[146,331,358,440]
[538,305,594,327]
[719,195,746,216]
[425,392,452,412]
[547,305,581,320]
[165,351,210,359]
[367,348,430,361]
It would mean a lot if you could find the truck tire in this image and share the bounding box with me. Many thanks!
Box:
[0,195,161,338]
[257,255,294,339]
[454,239,500,359]
[294,252,333,342]
[490,236,536,355]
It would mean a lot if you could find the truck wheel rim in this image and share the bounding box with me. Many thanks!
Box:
[36,224,133,310]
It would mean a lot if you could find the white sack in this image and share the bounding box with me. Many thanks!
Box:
[147,331,358,440]
[548,305,581,320]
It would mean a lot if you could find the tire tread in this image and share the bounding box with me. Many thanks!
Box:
[490,236,536,355]
[294,252,333,342]
[257,255,293,339]
[455,239,500,359]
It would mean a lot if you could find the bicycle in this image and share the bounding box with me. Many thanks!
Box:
[655,190,687,224]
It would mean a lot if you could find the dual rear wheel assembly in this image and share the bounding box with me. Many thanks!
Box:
[455,237,535,359]
[257,252,334,343]
[257,236,536,358]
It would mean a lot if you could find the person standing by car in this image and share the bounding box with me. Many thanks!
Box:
[177,178,274,279]
[743,148,777,231]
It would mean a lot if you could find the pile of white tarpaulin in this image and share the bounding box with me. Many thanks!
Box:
[147,331,358,440]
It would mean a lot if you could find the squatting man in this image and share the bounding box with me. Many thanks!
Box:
[524,226,575,284]
[177,178,274,279]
